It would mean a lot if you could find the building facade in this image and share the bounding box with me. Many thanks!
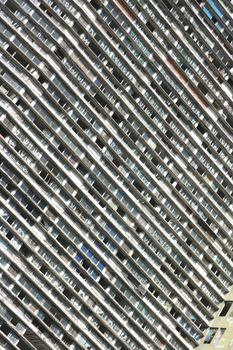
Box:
[0,0,232,349]
[197,286,233,349]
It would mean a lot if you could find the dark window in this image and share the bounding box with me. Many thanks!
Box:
[54,47,65,60]
[133,179,143,192]
[146,21,155,32]
[149,197,157,207]
[63,288,73,299]
[150,81,157,90]
[113,68,123,82]
[6,231,13,240]
[201,296,209,307]
[40,265,48,274]
[18,290,25,300]
[95,93,106,107]
[219,301,232,316]
[77,118,88,131]
[226,116,233,128]
[63,334,72,347]
[198,82,208,95]
[197,123,206,134]
[128,274,140,287]
[39,169,47,180]
[93,180,105,195]
[187,281,195,291]
[77,163,88,176]
[89,41,101,56]
[20,244,31,257]
[117,207,125,217]
[57,235,69,248]
[73,22,83,35]
[112,112,123,124]
[112,156,121,167]
[99,277,108,289]
[116,250,126,261]
[5,0,18,13]
[95,137,104,149]
[90,0,100,10]
[82,259,90,270]
[14,52,29,68]
[204,328,217,344]
[6,45,15,56]
[129,131,138,142]
[161,81,171,94]
[162,0,172,10]
[217,188,225,199]
[166,129,173,139]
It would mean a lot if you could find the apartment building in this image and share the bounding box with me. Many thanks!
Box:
[0,0,232,349]
[197,286,233,349]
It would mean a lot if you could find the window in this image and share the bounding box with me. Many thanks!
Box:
[81,243,105,272]
[204,328,218,343]
[219,301,232,316]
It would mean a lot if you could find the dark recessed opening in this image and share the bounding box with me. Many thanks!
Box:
[219,301,232,316]
[1,322,10,335]
[198,82,208,95]
[217,188,225,199]
[6,231,13,240]
[93,180,105,195]
[133,179,143,192]
[76,163,88,176]
[39,3,47,11]
[14,52,29,68]
[201,296,209,307]
[54,47,65,60]
[166,129,173,139]
[77,118,88,130]
[95,93,106,107]
[95,137,104,149]
[89,41,101,56]
[128,274,140,287]
[20,243,31,257]
[63,334,72,347]
[226,116,233,128]
[73,22,83,35]
[40,265,47,274]
[113,68,123,82]
[112,112,123,124]
[197,123,206,134]
[18,291,25,300]
[112,156,121,167]
[99,277,108,289]
[162,0,172,10]
[149,197,157,207]
[117,207,125,217]
[146,21,155,32]
[63,288,73,300]
[5,0,18,13]
[6,45,15,56]
[116,250,126,261]
[82,259,90,270]
[90,0,100,10]
[57,234,69,248]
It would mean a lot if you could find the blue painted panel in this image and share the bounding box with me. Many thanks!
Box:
[104,223,123,242]
[81,243,88,253]
[91,270,99,280]
[87,250,94,259]
[97,262,105,271]
[75,254,82,262]
[208,0,223,17]
[203,6,213,19]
